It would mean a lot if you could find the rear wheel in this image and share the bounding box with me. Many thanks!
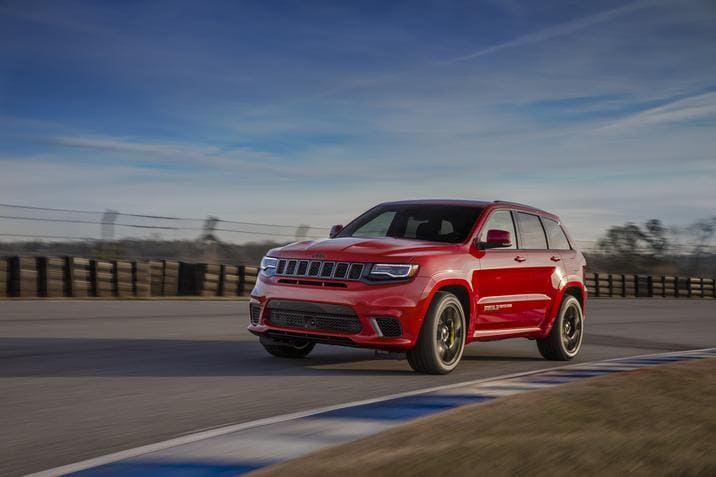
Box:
[407,292,466,374]
[537,295,584,360]
[262,340,315,358]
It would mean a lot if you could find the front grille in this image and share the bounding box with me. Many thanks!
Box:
[278,279,348,288]
[276,258,365,281]
[269,309,362,334]
[266,330,358,347]
[249,304,261,325]
[374,317,402,337]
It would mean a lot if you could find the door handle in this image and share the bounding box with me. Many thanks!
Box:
[514,256,527,263]
[550,256,561,262]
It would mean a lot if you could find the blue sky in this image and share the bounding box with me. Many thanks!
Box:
[1,0,715,242]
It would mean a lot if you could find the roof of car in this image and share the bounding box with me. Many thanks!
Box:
[381,199,493,207]
[380,199,557,219]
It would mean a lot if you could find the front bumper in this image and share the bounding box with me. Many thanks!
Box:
[247,274,434,351]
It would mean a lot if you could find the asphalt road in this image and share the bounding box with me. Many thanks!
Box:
[1,299,714,476]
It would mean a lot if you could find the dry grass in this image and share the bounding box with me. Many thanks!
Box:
[252,358,716,477]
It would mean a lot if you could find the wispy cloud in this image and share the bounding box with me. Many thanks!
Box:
[50,135,218,158]
[440,0,656,64]
[598,91,716,131]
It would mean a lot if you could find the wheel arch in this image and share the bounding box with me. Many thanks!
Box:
[544,282,586,334]
[424,279,474,339]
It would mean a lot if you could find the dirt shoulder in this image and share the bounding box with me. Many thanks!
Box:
[252,358,716,477]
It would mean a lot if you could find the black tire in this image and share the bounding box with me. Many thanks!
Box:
[537,295,584,360]
[407,291,466,374]
[262,340,315,358]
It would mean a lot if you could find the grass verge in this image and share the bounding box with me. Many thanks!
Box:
[252,358,716,477]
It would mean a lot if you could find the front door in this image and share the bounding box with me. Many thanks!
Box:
[473,209,532,334]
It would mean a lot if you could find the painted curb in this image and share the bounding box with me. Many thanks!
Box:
[27,348,716,477]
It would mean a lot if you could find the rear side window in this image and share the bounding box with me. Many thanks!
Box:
[479,210,516,249]
[541,217,571,250]
[515,212,547,249]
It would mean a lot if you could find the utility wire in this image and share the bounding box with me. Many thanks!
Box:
[0,203,330,230]
[0,232,96,240]
[0,215,323,238]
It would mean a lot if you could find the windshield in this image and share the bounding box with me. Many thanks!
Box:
[338,204,483,244]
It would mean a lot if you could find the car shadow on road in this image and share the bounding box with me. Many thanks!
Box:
[0,337,426,377]
[460,354,543,362]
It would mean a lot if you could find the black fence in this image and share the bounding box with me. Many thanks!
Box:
[1,256,714,299]
[0,256,258,298]
[585,272,715,298]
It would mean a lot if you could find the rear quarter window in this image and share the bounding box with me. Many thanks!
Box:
[541,217,571,250]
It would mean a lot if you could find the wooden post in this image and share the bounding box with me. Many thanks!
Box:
[0,257,8,298]
[594,272,600,297]
[133,261,151,297]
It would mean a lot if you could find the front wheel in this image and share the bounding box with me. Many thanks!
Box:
[537,295,584,360]
[262,340,315,358]
[407,292,466,374]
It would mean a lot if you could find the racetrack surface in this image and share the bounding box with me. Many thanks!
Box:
[1,299,714,476]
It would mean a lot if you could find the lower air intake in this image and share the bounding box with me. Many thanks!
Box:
[374,317,402,337]
[249,304,261,325]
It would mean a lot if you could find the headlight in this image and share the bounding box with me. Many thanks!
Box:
[368,263,419,280]
[260,256,279,277]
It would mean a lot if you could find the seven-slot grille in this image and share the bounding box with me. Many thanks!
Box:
[276,259,365,281]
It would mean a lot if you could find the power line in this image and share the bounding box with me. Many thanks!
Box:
[0,215,178,229]
[0,214,324,239]
[0,203,104,215]
[0,232,96,241]
[0,203,330,230]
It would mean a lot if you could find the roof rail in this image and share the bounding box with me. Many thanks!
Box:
[493,200,548,213]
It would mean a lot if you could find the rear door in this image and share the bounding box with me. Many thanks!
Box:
[511,212,556,328]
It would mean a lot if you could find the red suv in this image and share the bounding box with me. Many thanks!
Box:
[249,200,586,374]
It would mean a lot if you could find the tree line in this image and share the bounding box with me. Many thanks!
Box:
[589,216,716,276]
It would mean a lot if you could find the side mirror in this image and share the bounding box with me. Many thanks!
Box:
[477,229,512,249]
[329,224,344,238]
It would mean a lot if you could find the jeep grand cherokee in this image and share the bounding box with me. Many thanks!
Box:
[248,200,586,374]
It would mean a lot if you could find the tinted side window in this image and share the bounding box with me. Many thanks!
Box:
[515,212,547,249]
[542,217,571,250]
[479,210,516,249]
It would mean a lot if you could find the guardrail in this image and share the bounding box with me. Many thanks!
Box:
[585,272,715,298]
[0,256,714,299]
[0,256,259,298]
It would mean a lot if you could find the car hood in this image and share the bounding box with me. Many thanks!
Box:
[270,237,457,262]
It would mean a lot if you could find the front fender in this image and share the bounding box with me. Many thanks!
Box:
[420,277,476,336]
